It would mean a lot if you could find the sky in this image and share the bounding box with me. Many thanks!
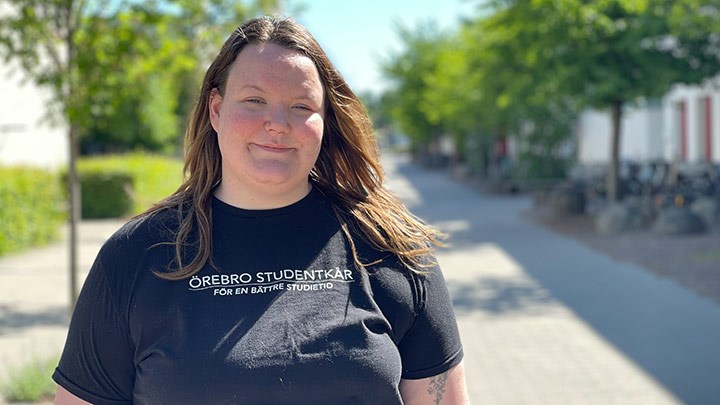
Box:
[289,0,480,95]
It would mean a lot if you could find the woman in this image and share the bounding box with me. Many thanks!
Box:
[54,16,468,404]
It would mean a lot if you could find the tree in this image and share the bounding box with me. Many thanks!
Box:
[420,29,483,168]
[460,11,580,179]
[383,12,579,178]
[76,5,207,154]
[382,22,447,162]
[76,9,187,153]
[0,0,88,313]
[0,0,281,311]
[480,0,720,201]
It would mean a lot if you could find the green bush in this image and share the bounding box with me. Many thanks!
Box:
[0,167,65,256]
[0,356,58,403]
[79,171,134,219]
[79,153,183,216]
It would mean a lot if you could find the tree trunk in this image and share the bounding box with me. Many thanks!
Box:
[607,101,623,202]
[66,0,80,312]
[67,124,81,311]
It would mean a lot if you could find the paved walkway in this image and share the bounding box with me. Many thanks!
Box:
[0,220,123,404]
[383,155,720,405]
[1,154,719,404]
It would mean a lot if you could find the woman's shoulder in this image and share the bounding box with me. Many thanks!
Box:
[103,206,181,253]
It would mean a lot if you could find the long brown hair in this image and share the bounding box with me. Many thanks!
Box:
[144,16,444,280]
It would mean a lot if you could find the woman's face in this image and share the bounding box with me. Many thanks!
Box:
[209,42,325,209]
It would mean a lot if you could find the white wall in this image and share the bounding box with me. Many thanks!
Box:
[576,110,608,163]
[576,103,664,164]
[0,59,68,170]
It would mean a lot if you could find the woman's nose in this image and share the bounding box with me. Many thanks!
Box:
[264,105,289,134]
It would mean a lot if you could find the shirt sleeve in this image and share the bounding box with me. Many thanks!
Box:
[52,242,136,404]
[398,263,464,379]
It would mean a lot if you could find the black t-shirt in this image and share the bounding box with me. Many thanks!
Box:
[53,188,463,404]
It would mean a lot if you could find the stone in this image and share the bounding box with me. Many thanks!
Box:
[594,202,646,235]
[690,197,720,227]
[549,183,586,215]
[652,207,707,235]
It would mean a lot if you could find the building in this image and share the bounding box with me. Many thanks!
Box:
[576,75,720,165]
[0,52,68,170]
[663,77,720,163]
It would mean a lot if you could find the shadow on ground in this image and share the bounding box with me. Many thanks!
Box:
[447,276,555,316]
[0,305,68,336]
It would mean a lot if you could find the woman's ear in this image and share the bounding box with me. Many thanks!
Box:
[208,89,222,131]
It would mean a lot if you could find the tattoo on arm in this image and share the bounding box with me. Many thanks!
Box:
[426,372,449,404]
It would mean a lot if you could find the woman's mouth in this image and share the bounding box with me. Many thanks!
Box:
[252,143,292,153]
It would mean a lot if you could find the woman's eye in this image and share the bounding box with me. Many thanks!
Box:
[245,98,265,104]
[293,104,312,111]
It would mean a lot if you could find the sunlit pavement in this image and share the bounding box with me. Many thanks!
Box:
[383,152,720,405]
[0,220,122,387]
[1,154,719,404]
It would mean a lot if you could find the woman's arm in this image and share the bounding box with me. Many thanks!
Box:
[54,385,91,405]
[399,362,470,404]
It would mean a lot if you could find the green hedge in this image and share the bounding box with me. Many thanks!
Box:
[0,154,182,255]
[79,171,134,219]
[78,153,183,216]
[0,167,65,256]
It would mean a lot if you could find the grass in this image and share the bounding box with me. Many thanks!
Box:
[691,248,720,263]
[0,356,58,403]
